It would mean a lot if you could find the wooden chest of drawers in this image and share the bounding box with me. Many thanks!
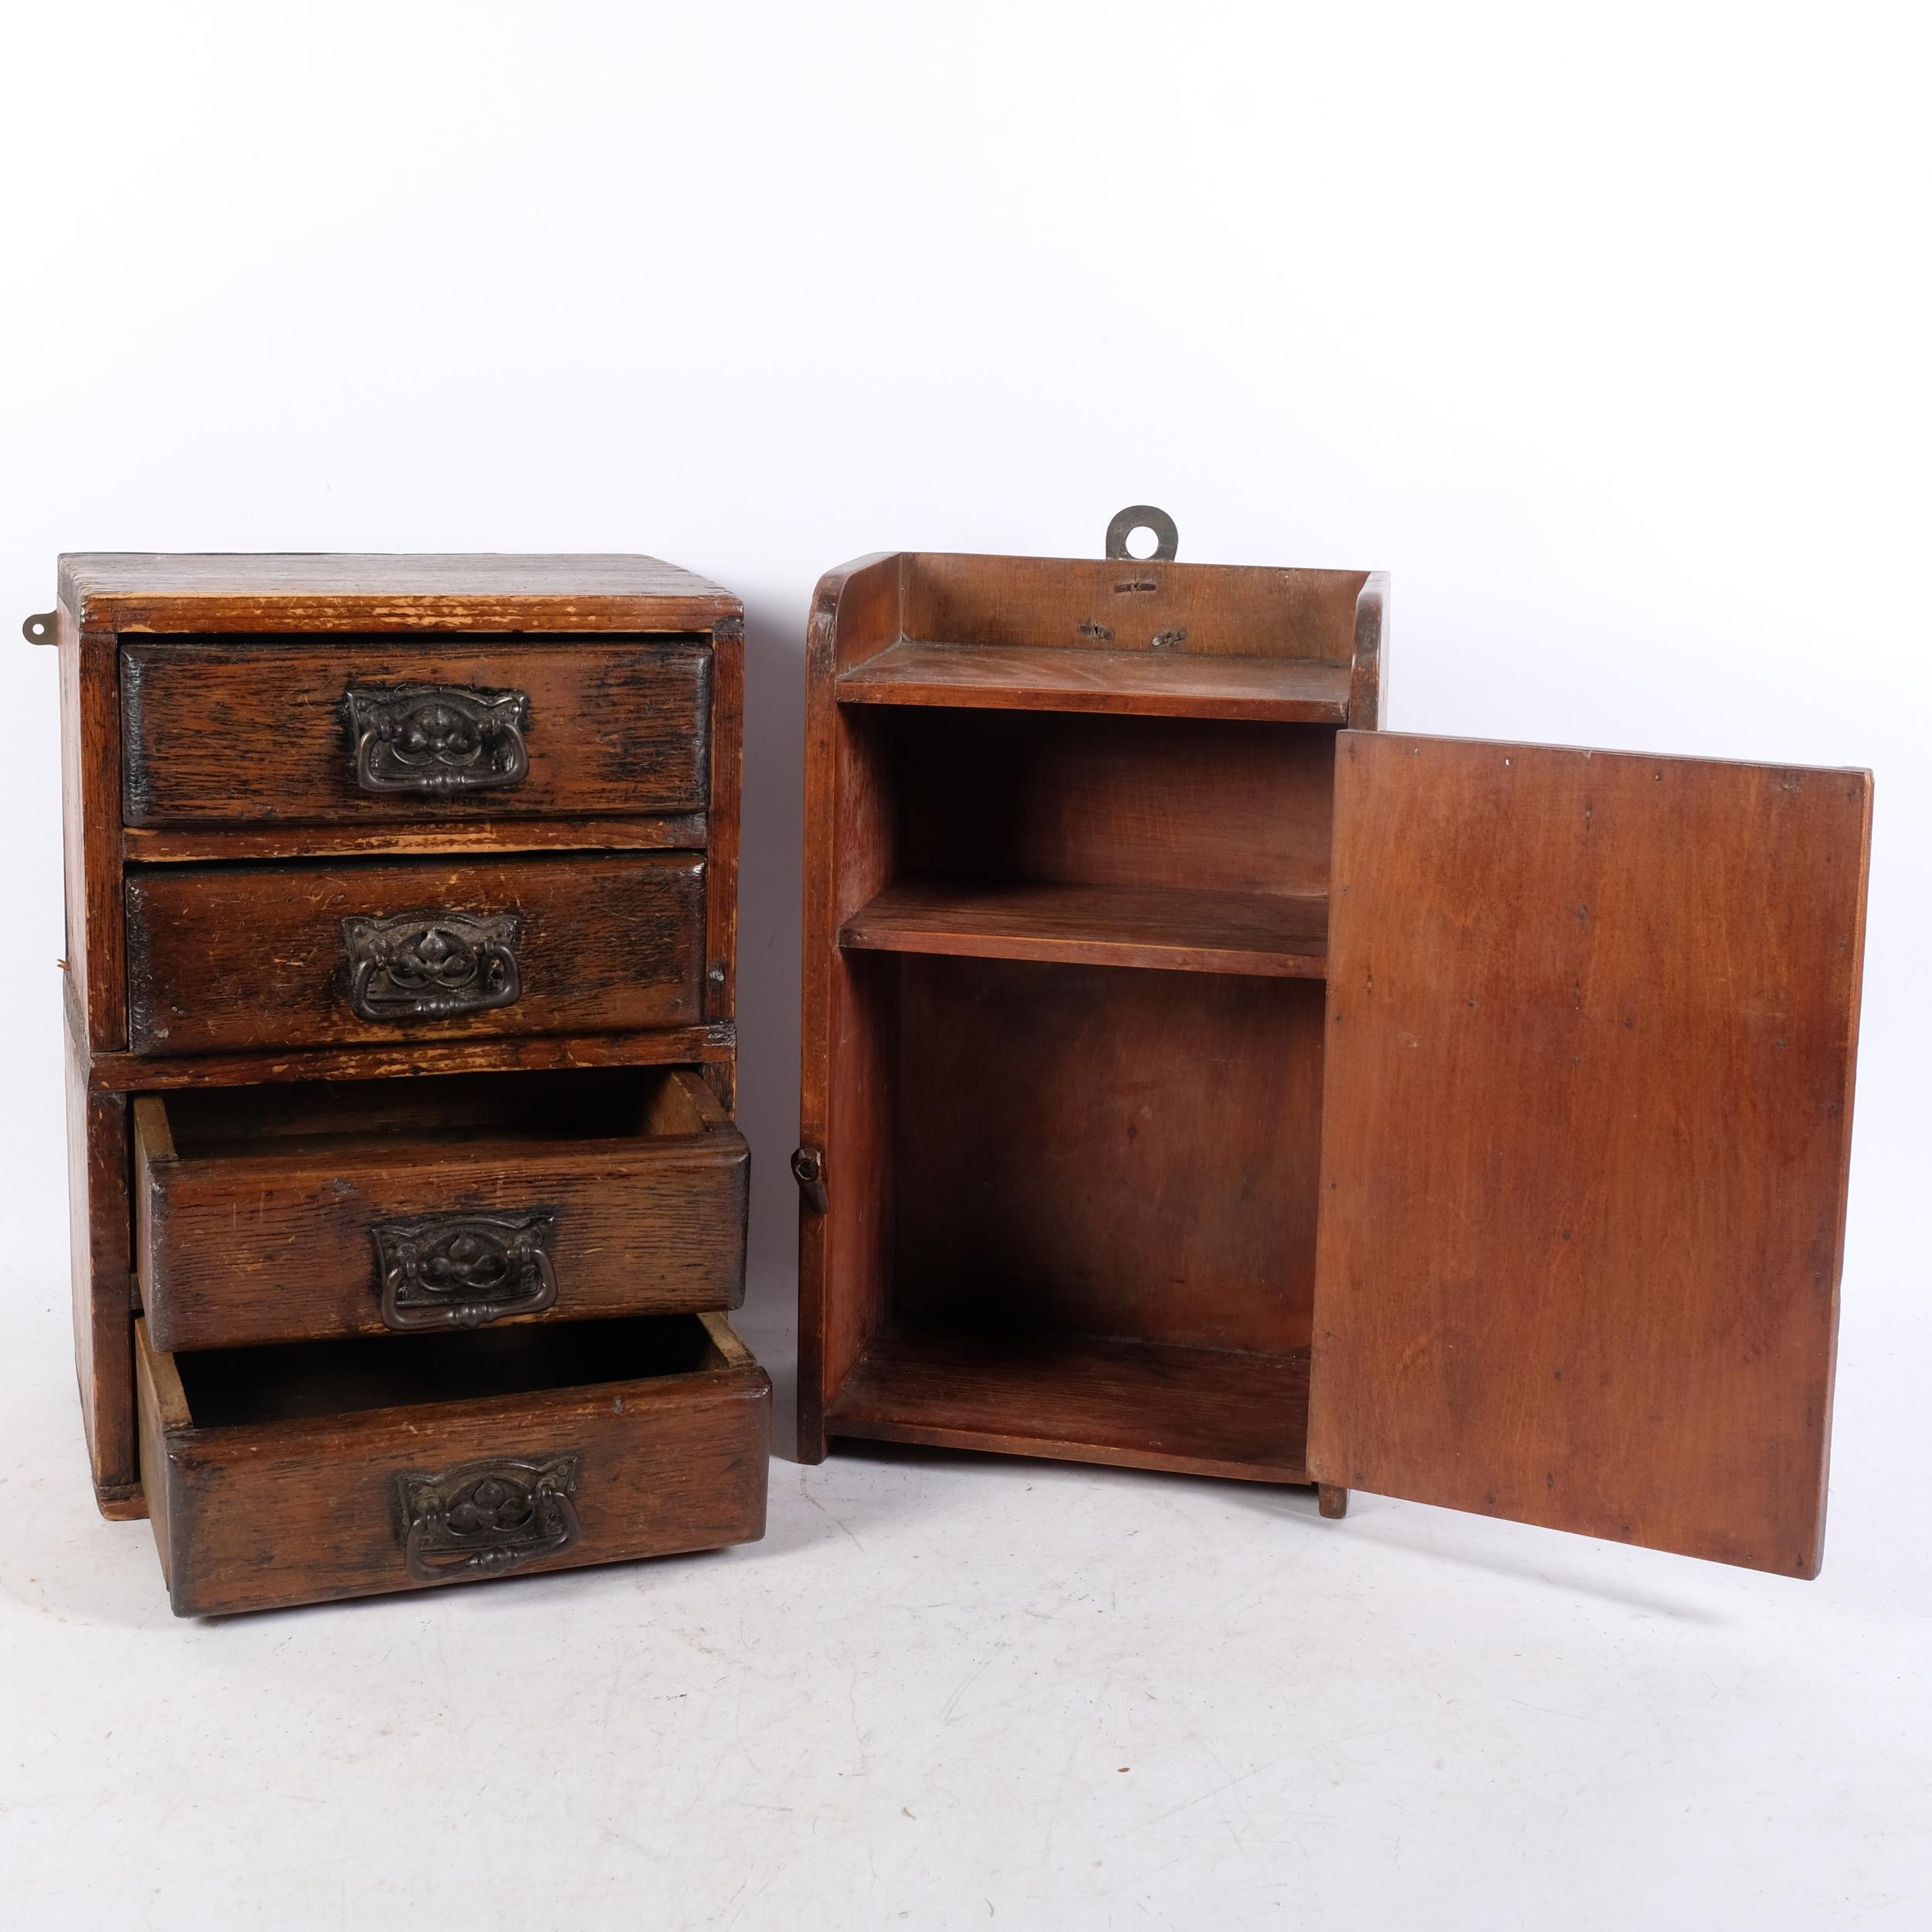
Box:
[43,553,767,1614]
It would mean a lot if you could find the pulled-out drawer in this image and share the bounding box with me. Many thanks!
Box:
[124,851,705,1053]
[134,1067,748,1350]
[135,1311,770,1616]
[121,636,713,826]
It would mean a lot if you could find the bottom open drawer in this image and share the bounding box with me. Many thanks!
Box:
[135,1311,770,1616]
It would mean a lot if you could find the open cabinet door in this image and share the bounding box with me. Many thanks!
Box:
[1306,732,1871,1575]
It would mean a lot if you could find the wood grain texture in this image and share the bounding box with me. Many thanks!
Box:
[66,1021,138,1511]
[838,640,1352,722]
[125,852,705,1053]
[900,553,1370,662]
[842,879,1328,977]
[895,957,1325,1355]
[88,1022,736,1094]
[61,553,738,634]
[828,1326,1309,1483]
[1308,732,1872,1577]
[797,556,901,1461]
[121,638,711,825]
[58,615,127,1049]
[123,813,709,866]
[704,617,743,1020]
[137,1313,770,1616]
[894,710,1338,898]
[136,1070,749,1350]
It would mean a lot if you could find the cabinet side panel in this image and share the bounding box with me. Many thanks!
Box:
[1309,733,1871,1576]
[66,1026,138,1508]
[60,615,127,1049]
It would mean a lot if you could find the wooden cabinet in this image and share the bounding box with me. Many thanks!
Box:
[795,518,1871,1578]
[43,553,765,1614]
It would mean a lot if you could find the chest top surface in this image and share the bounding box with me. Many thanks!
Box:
[56,553,740,634]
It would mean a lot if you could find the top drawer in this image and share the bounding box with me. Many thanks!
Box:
[121,637,713,827]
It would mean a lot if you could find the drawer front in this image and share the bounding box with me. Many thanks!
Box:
[134,1077,750,1350]
[121,638,713,825]
[136,1314,770,1616]
[125,852,704,1053]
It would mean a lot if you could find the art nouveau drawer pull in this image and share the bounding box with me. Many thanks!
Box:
[371,1209,560,1332]
[396,1454,582,1584]
[341,908,523,1021]
[346,682,531,795]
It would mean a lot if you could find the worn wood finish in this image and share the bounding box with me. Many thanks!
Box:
[137,1313,770,1616]
[841,879,1328,978]
[1308,733,1871,1577]
[828,1327,1310,1483]
[136,1070,749,1350]
[123,813,709,866]
[121,638,711,825]
[126,852,705,1053]
[61,553,737,635]
[51,552,754,1560]
[87,1022,736,1095]
[66,1022,138,1510]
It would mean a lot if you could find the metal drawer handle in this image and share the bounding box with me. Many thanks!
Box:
[372,1209,559,1331]
[346,683,531,795]
[397,1454,582,1585]
[341,908,523,1022]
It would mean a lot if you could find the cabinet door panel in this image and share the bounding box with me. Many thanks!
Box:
[1308,732,1870,1576]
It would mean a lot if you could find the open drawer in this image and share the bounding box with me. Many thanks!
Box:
[135,1311,770,1615]
[135,1067,749,1350]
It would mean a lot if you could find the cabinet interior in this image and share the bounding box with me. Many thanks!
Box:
[822,706,1342,1481]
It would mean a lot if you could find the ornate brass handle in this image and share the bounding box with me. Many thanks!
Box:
[341,908,523,1022]
[372,1209,559,1331]
[346,682,531,795]
[396,1454,582,1585]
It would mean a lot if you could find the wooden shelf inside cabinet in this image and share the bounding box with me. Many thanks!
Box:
[826,1325,1311,1485]
[839,879,1329,978]
[835,640,1353,723]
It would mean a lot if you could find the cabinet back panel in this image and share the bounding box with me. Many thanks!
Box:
[896,712,1336,898]
[900,554,1369,662]
[893,956,1323,1354]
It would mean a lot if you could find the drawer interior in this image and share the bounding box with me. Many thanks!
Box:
[172,1311,730,1430]
[154,1064,719,1159]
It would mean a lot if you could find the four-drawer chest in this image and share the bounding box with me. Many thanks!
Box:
[43,553,768,1614]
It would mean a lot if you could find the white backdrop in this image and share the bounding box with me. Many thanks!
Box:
[2,6,1927,1929]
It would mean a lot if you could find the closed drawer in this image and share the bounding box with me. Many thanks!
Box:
[121,637,713,825]
[134,1067,748,1351]
[125,852,704,1053]
[135,1311,770,1616]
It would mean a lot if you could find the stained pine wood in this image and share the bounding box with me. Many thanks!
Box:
[838,640,1353,721]
[136,1313,770,1616]
[61,552,737,634]
[125,852,705,1053]
[828,1326,1311,1483]
[1308,732,1871,1577]
[841,879,1329,977]
[121,638,712,825]
[66,1024,136,1511]
[135,1070,750,1350]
